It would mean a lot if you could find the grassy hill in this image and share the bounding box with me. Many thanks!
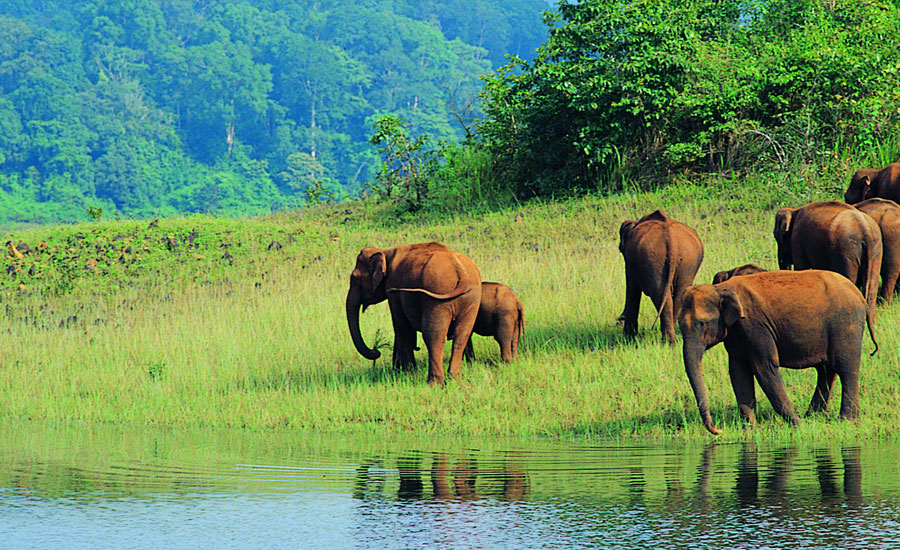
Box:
[0,175,897,440]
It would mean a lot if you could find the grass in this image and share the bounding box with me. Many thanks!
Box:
[0,172,897,441]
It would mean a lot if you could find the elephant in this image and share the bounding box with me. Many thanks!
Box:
[773,200,882,318]
[854,198,900,304]
[844,163,900,204]
[463,282,525,363]
[619,209,704,344]
[346,241,481,385]
[712,264,767,285]
[679,270,877,435]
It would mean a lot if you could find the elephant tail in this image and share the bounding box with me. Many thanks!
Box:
[650,233,677,330]
[867,301,879,357]
[517,301,525,353]
[387,285,473,300]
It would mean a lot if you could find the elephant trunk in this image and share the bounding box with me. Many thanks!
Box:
[683,339,722,435]
[346,287,381,360]
[776,241,792,271]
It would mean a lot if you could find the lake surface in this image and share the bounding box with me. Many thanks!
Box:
[1,421,899,549]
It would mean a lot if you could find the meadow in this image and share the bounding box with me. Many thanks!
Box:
[0,173,897,441]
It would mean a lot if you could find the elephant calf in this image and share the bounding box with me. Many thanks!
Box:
[463,282,525,363]
[854,198,900,304]
[712,263,767,285]
[679,270,877,435]
[619,209,704,344]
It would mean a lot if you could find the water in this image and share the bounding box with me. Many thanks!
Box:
[1,422,899,549]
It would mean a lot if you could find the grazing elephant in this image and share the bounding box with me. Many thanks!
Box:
[619,209,704,343]
[463,282,525,363]
[679,270,877,435]
[844,163,900,204]
[346,241,481,385]
[712,263,767,285]
[773,201,882,318]
[854,198,900,304]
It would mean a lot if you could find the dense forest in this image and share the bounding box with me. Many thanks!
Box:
[0,0,548,223]
[3,1,900,225]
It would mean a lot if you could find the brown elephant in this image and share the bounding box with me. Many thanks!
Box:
[619,209,704,343]
[346,241,481,385]
[463,282,525,363]
[773,201,882,318]
[854,198,900,304]
[844,163,900,203]
[712,264,767,285]
[679,270,877,435]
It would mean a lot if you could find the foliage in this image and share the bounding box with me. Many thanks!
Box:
[0,0,548,224]
[368,115,444,211]
[477,0,900,197]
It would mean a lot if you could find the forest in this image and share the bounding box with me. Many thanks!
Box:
[0,0,548,224]
[2,1,900,225]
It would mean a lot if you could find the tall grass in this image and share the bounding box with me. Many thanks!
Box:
[0,174,897,440]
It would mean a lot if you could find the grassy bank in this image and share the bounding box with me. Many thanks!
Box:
[0,174,897,440]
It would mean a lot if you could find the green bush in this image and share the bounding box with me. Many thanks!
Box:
[477,0,900,197]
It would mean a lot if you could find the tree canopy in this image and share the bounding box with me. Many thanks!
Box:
[0,0,548,223]
[478,0,900,197]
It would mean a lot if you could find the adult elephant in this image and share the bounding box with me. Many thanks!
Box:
[773,201,882,318]
[679,270,877,435]
[346,242,481,385]
[619,209,704,344]
[844,163,900,203]
[854,198,900,304]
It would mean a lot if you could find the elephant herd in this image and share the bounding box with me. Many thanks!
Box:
[346,162,900,434]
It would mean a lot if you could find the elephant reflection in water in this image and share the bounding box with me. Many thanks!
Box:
[430,453,530,502]
[734,443,862,508]
[662,444,863,512]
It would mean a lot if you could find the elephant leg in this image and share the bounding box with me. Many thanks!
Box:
[751,348,800,426]
[388,297,417,370]
[446,300,479,381]
[657,289,677,345]
[422,314,451,385]
[882,253,900,304]
[622,270,642,339]
[728,354,757,428]
[807,365,836,416]
[463,337,475,363]
[497,317,516,362]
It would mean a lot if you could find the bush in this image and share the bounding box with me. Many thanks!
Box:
[477,0,900,197]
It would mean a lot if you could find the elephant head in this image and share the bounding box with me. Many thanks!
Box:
[844,170,876,204]
[712,264,767,285]
[678,284,746,435]
[346,247,389,360]
[773,207,798,270]
[618,220,637,254]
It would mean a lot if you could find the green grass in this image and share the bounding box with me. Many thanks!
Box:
[0,173,897,441]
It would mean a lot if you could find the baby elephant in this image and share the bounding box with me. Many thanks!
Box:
[463,282,525,363]
[679,270,877,435]
[711,263,767,284]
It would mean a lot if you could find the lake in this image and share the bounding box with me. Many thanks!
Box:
[1,421,899,549]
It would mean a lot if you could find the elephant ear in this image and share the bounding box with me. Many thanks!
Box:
[773,208,794,242]
[368,251,387,289]
[619,221,636,253]
[717,286,745,327]
[862,175,872,200]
